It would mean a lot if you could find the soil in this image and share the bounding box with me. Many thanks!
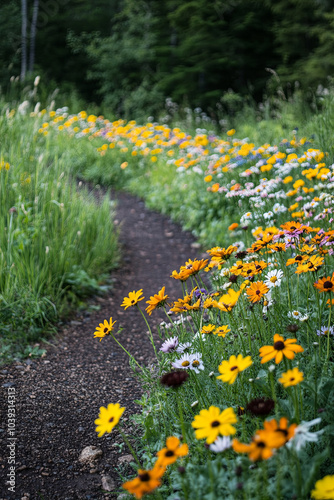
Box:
[0,190,203,500]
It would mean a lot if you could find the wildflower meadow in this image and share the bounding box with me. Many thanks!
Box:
[2,97,334,498]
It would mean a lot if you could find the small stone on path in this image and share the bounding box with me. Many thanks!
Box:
[79,446,103,464]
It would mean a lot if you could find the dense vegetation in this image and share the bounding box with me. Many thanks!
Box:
[2,0,334,118]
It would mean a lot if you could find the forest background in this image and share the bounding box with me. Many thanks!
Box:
[2,0,334,119]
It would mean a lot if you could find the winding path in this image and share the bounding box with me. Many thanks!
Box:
[0,191,202,500]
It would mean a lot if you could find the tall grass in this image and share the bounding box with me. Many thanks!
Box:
[0,105,118,362]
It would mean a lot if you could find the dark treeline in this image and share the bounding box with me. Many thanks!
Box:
[1,0,334,117]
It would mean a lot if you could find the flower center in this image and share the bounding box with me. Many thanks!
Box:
[104,328,109,333]
[324,281,333,290]
[293,312,299,316]
[230,365,238,371]
[256,441,266,448]
[270,276,277,283]
[139,473,151,482]
[290,377,295,382]
[165,450,174,457]
[295,255,303,261]
[273,341,285,350]
[109,417,114,423]
[211,420,220,427]
[131,299,136,304]
[182,361,190,367]
[192,360,200,367]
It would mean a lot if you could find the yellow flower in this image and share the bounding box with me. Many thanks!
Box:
[311,475,334,499]
[95,403,125,437]
[227,129,236,136]
[212,288,241,311]
[121,289,145,309]
[278,367,304,388]
[201,324,216,334]
[217,354,253,384]
[93,317,117,341]
[192,406,237,444]
[259,334,304,364]
[145,286,169,315]
[213,325,230,337]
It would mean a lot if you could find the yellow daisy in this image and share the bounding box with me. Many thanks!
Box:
[278,367,304,388]
[217,354,253,384]
[192,406,237,444]
[93,317,116,341]
[145,286,169,315]
[95,403,125,437]
[121,289,145,309]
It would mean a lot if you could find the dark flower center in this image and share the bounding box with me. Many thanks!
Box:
[109,417,114,423]
[230,366,238,371]
[256,441,266,448]
[255,290,261,295]
[295,255,303,261]
[290,377,295,382]
[276,428,288,437]
[165,450,174,457]
[211,420,220,427]
[131,299,136,304]
[273,341,285,350]
[324,281,333,290]
[139,473,151,482]
[104,328,109,333]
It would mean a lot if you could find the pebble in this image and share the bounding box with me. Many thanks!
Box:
[118,454,134,464]
[79,446,103,464]
[101,474,116,491]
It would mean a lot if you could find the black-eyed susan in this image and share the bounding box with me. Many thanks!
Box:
[311,475,334,499]
[212,288,241,311]
[263,417,297,444]
[95,403,125,437]
[314,273,334,293]
[156,436,188,467]
[201,324,216,335]
[217,354,253,384]
[232,428,285,461]
[121,289,145,309]
[246,281,269,303]
[93,317,116,341]
[278,367,304,388]
[145,286,169,315]
[191,406,237,444]
[213,325,230,337]
[259,334,304,364]
[122,463,165,499]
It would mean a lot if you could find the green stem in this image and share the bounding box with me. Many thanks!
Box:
[137,305,158,360]
[110,332,145,374]
[176,394,187,444]
[118,427,141,468]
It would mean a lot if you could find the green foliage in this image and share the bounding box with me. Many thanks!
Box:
[0,102,119,362]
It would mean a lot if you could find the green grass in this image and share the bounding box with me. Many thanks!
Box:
[0,105,119,363]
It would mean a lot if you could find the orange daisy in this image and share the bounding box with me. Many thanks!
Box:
[314,273,334,293]
[146,286,169,315]
[246,281,269,303]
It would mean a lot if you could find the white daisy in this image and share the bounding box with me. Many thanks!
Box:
[317,325,334,336]
[189,353,204,374]
[287,418,324,452]
[160,336,179,353]
[264,269,284,288]
[176,342,192,353]
[209,436,232,453]
[172,353,193,370]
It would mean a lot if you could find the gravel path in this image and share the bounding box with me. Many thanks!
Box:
[0,191,202,500]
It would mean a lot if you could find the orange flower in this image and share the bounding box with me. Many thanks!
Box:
[232,430,284,461]
[156,436,188,467]
[246,281,269,303]
[228,223,239,231]
[122,463,165,499]
[263,417,297,443]
[259,334,304,364]
[314,273,334,293]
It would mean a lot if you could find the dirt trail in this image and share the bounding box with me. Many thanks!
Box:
[0,191,202,500]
